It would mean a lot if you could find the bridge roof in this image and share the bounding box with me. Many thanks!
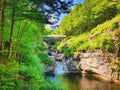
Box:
[46,35,66,38]
[43,35,66,41]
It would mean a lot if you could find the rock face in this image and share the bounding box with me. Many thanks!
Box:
[45,56,56,72]
[63,50,120,82]
[63,54,81,72]
[45,64,56,72]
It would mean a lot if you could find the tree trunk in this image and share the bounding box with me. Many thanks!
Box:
[0,0,2,49]
[0,0,6,55]
[8,2,15,59]
[15,21,28,61]
[1,0,6,55]
[14,21,22,60]
[0,0,2,22]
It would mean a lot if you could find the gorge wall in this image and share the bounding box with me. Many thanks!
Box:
[63,50,120,83]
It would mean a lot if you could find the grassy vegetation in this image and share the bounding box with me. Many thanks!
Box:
[57,15,120,57]
[0,43,66,90]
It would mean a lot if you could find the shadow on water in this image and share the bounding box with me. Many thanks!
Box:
[46,62,120,90]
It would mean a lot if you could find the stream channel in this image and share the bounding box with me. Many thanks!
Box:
[46,61,120,90]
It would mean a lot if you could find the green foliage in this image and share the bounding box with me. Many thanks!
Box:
[94,33,113,51]
[0,61,21,90]
[0,56,64,90]
[57,15,120,57]
[38,52,53,64]
[13,20,59,90]
[18,40,64,90]
[117,3,120,13]
[0,0,73,90]
[36,44,48,51]
[19,58,45,90]
[54,0,119,36]
[0,14,64,90]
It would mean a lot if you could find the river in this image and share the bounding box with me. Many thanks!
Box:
[46,61,120,90]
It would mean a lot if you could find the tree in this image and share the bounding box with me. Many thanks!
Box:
[0,0,74,89]
[0,0,73,58]
[0,0,6,55]
[8,0,15,58]
[55,0,119,36]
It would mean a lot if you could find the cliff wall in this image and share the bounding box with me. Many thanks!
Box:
[63,50,120,83]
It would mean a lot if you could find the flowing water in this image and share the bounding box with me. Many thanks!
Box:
[46,62,120,90]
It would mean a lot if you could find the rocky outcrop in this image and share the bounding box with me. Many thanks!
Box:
[45,64,56,72]
[63,55,81,72]
[63,50,120,82]
[45,56,56,72]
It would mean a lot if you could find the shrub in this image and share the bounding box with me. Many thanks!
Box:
[0,61,21,90]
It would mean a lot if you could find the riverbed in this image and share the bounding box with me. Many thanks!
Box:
[46,62,120,90]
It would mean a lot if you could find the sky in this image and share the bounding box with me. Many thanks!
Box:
[74,0,84,4]
[59,0,84,21]
[46,0,84,30]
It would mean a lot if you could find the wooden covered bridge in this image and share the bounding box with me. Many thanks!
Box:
[43,35,66,41]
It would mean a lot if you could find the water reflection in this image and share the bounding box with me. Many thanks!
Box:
[47,62,120,90]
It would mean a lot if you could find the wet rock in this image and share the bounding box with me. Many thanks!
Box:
[63,55,81,73]
[45,64,56,72]
[63,50,120,82]
[72,61,78,67]
[55,53,64,61]
[49,56,55,61]
[45,55,56,72]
